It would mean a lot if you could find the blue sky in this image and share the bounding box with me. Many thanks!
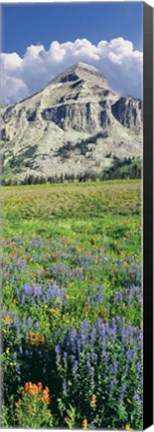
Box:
[3,2,143,55]
[2,2,143,105]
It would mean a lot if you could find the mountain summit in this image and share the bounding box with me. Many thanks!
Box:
[50,62,109,87]
[1,62,142,182]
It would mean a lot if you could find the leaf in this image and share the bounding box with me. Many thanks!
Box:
[118,404,127,421]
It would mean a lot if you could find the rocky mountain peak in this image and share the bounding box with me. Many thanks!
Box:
[1,62,142,183]
[49,62,109,88]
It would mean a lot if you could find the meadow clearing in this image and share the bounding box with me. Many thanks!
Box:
[1,180,142,429]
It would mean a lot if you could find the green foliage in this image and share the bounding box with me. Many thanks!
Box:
[1,397,15,427]
[99,158,141,180]
[14,383,53,428]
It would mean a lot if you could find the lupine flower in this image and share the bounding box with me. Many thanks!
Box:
[120,383,127,402]
[136,362,141,373]
[111,360,118,375]
[16,283,66,308]
[13,352,17,362]
[135,392,140,401]
[126,349,134,360]
[109,380,115,398]
[62,378,67,393]
[93,353,98,364]
[55,342,61,356]
[73,359,79,378]
[63,351,68,370]
[16,364,21,374]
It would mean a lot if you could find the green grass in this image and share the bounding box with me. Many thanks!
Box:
[3,180,141,257]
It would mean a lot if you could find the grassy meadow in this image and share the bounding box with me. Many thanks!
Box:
[2,180,142,429]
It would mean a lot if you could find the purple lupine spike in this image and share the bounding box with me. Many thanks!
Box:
[120,382,127,402]
[69,327,77,342]
[113,360,118,374]
[73,360,79,378]
[19,346,23,355]
[86,352,91,362]
[16,364,21,374]
[55,342,61,356]
[13,352,17,362]
[91,326,97,344]
[136,361,141,373]
[90,366,95,389]
[62,378,67,393]
[126,349,134,360]
[27,317,33,326]
[23,284,33,296]
[135,392,141,401]
[109,380,115,399]
[63,351,68,370]
[111,318,117,339]
[34,285,42,297]
[105,321,110,335]
[93,353,98,364]
[37,350,42,358]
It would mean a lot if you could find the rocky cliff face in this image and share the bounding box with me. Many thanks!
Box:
[0,62,142,181]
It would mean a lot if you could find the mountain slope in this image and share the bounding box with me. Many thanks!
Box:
[0,62,142,182]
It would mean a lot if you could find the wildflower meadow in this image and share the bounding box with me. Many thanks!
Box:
[1,180,142,429]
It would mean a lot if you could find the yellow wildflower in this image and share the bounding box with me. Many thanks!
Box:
[5,315,11,325]
[90,394,97,408]
[50,307,60,315]
[82,419,88,429]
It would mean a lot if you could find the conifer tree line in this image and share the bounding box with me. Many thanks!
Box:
[1,158,141,186]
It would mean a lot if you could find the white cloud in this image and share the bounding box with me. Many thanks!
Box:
[1,37,143,105]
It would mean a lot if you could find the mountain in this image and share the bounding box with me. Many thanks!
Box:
[0,62,142,182]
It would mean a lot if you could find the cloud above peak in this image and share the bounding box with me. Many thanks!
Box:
[1,37,143,105]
